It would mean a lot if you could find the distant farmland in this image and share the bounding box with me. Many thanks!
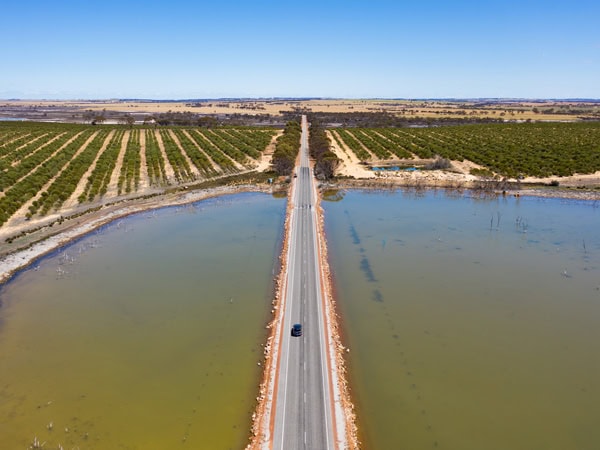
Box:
[0,122,278,227]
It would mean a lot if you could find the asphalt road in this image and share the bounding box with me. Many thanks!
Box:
[271,116,335,449]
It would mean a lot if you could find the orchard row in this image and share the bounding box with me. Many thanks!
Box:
[331,123,600,178]
[0,123,277,226]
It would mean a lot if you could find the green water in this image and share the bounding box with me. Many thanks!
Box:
[0,193,285,450]
[324,190,600,450]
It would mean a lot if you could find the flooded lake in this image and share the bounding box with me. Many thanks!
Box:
[323,190,600,450]
[0,193,285,449]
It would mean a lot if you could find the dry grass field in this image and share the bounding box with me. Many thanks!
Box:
[3,99,599,122]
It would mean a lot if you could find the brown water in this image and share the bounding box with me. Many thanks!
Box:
[0,193,285,449]
[323,190,600,450]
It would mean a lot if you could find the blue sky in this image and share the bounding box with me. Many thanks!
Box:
[2,0,599,99]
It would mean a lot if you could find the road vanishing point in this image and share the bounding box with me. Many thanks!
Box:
[271,115,337,449]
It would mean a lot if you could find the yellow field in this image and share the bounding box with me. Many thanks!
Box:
[3,99,596,121]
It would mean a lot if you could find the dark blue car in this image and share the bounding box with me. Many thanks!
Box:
[291,323,303,337]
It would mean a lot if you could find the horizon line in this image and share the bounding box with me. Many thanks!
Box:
[3,97,600,103]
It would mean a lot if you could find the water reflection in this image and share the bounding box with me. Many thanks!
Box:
[324,190,600,450]
[0,192,285,449]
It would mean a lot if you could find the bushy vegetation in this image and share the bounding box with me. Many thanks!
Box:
[333,123,600,178]
[271,120,301,176]
[159,129,194,182]
[185,129,237,173]
[0,129,94,225]
[228,129,275,156]
[144,128,168,185]
[0,130,60,169]
[170,129,218,178]
[201,130,248,165]
[212,129,261,160]
[0,132,75,192]
[282,111,504,128]
[35,130,110,214]
[351,129,392,159]
[0,122,276,225]
[118,129,142,194]
[308,118,339,180]
[152,111,203,126]
[470,167,495,178]
[366,129,413,158]
[333,129,371,161]
[80,130,125,202]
